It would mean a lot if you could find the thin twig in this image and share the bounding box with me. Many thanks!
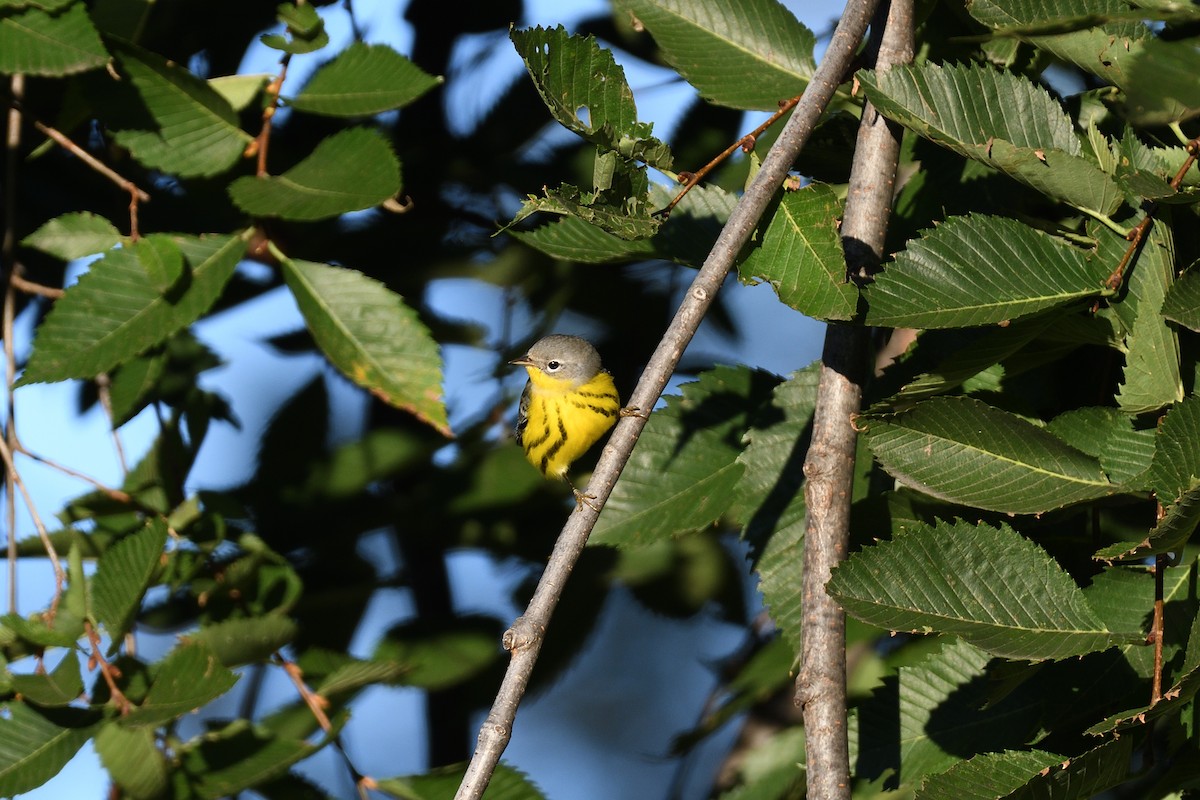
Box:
[795,3,912,799]
[3,74,22,613]
[655,95,801,219]
[9,273,64,299]
[275,653,333,732]
[86,621,131,714]
[1104,137,1198,290]
[11,104,151,204]
[95,373,130,475]
[15,444,135,505]
[274,653,373,800]
[453,3,881,797]
[1152,549,1165,704]
[0,433,64,610]
[254,58,291,176]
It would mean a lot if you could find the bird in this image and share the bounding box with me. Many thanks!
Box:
[510,334,621,508]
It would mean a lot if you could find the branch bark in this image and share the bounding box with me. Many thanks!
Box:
[453,3,882,798]
[796,3,913,799]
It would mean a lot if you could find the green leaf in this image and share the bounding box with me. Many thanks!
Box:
[734,367,821,656]
[510,26,671,169]
[122,641,239,728]
[850,639,1042,786]
[307,428,429,498]
[90,518,168,644]
[874,316,1058,410]
[181,717,342,800]
[1125,34,1200,125]
[512,182,736,265]
[864,215,1108,329]
[184,616,298,667]
[228,127,401,220]
[512,215,657,264]
[966,0,1148,88]
[1147,395,1200,504]
[1162,265,1200,331]
[739,184,857,321]
[857,62,1123,215]
[208,73,270,111]
[592,366,780,548]
[0,703,99,797]
[108,38,252,178]
[0,613,79,648]
[373,617,501,691]
[94,724,170,800]
[287,43,441,116]
[1046,406,1155,487]
[1097,480,1200,565]
[1114,220,1182,413]
[860,396,1115,514]
[9,654,82,707]
[21,211,125,260]
[314,659,408,697]
[260,0,329,54]
[916,738,1133,800]
[0,3,107,76]
[376,762,546,800]
[280,257,450,437]
[511,178,662,240]
[616,0,816,111]
[19,232,245,385]
[829,520,1140,660]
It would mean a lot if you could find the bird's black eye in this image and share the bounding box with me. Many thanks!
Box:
[546,360,561,371]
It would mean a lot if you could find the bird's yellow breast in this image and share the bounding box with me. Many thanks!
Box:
[520,369,619,479]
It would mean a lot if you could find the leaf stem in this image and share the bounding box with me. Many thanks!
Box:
[655,94,802,218]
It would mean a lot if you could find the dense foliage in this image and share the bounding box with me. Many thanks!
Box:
[4,0,1200,798]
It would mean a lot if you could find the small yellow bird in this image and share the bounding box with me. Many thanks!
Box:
[510,334,621,503]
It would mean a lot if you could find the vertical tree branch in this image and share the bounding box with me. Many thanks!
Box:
[454,2,881,798]
[796,3,912,799]
[3,74,23,613]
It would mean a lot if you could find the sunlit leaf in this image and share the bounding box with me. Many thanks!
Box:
[739,184,856,321]
[20,212,125,260]
[228,128,402,220]
[0,3,107,75]
[19,233,246,385]
[287,43,441,116]
[280,257,451,436]
[90,518,168,644]
[108,38,252,177]
[616,0,816,110]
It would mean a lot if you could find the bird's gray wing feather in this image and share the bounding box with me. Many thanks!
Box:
[515,380,532,443]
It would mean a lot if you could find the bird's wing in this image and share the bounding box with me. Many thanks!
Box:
[515,380,532,442]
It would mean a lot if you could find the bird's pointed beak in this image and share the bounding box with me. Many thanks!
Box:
[509,354,534,367]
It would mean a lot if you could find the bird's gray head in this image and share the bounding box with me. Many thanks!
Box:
[514,334,603,386]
